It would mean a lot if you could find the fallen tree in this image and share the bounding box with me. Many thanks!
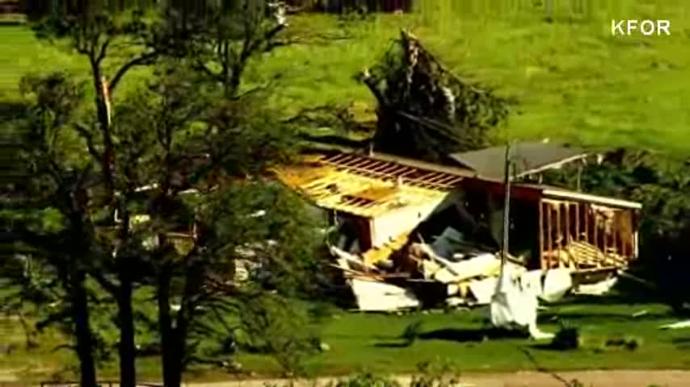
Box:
[360,30,510,162]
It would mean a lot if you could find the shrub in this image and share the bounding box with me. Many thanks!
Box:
[550,324,580,350]
[400,320,424,346]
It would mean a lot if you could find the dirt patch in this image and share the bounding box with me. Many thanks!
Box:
[188,370,690,387]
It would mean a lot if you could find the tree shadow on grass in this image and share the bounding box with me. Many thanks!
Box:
[672,337,690,350]
[0,101,28,121]
[374,327,527,348]
[418,327,527,342]
[527,343,569,351]
[374,341,411,348]
[537,310,671,324]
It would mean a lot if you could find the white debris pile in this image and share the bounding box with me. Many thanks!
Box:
[490,264,559,340]
[350,278,420,312]
[329,225,581,317]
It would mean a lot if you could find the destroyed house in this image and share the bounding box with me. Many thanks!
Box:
[274,146,641,273]
[273,148,472,264]
[459,178,641,272]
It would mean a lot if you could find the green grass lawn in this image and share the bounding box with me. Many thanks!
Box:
[2,0,690,382]
[4,299,690,382]
[2,0,690,156]
[245,300,690,377]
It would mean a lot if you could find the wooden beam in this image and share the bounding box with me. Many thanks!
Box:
[423,173,449,184]
[325,153,351,164]
[375,164,405,175]
[616,225,622,256]
[546,203,553,269]
[387,166,413,176]
[366,161,395,173]
[563,202,571,246]
[583,205,589,243]
[574,202,580,242]
[435,175,461,185]
[331,154,359,166]
[593,209,598,253]
[539,200,545,270]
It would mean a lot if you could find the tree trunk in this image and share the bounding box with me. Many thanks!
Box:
[90,61,115,203]
[117,274,137,387]
[157,269,184,387]
[70,269,98,387]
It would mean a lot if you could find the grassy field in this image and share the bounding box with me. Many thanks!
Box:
[2,0,690,383]
[3,299,690,382]
[2,0,690,156]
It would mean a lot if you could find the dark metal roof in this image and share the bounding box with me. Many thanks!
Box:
[448,142,588,180]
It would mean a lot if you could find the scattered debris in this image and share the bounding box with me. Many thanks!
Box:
[574,276,618,296]
[605,336,641,351]
[541,269,572,302]
[550,326,580,350]
[659,320,690,330]
[350,278,420,312]
[467,277,497,305]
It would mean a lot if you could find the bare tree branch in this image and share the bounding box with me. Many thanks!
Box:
[95,38,111,65]
[109,51,159,95]
[90,271,119,296]
[74,123,103,162]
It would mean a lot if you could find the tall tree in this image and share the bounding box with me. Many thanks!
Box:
[118,64,322,386]
[171,0,288,98]
[30,3,173,385]
[5,72,99,387]
[9,3,319,386]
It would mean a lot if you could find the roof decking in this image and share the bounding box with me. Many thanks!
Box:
[274,150,468,218]
[276,147,641,218]
[319,151,468,191]
[449,142,587,180]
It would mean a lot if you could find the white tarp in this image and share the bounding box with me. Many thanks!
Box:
[468,277,498,305]
[659,320,690,330]
[541,268,572,302]
[433,253,500,283]
[574,276,618,296]
[350,278,420,312]
[520,269,573,303]
[490,265,553,340]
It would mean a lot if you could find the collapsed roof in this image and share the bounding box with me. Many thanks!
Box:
[273,148,471,218]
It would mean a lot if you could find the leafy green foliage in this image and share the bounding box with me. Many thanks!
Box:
[235,293,319,375]
[330,372,401,387]
[550,324,580,351]
[400,320,424,346]
[409,360,461,387]
[5,17,324,383]
[324,361,460,387]
[165,0,289,98]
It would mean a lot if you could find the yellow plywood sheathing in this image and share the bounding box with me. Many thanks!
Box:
[362,232,411,266]
[274,154,450,218]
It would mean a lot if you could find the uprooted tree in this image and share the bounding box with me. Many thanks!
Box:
[360,30,510,162]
